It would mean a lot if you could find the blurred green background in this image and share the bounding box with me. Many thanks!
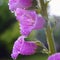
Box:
[0,0,60,60]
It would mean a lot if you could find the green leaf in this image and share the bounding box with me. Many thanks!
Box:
[18,53,48,60]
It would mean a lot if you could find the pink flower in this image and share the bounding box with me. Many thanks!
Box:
[11,36,38,60]
[8,0,33,12]
[48,53,60,60]
[15,8,45,36]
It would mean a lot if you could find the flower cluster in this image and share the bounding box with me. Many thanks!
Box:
[8,0,45,60]
[48,53,60,60]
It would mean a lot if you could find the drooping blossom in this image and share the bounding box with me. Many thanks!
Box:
[48,53,60,60]
[8,0,33,12]
[11,36,38,60]
[15,8,45,36]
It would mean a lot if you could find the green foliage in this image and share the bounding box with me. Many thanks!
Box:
[0,0,15,34]
[17,53,48,60]
[0,22,20,52]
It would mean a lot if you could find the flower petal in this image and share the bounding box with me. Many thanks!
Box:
[8,0,33,12]
[33,16,45,30]
[48,53,60,60]
[11,36,38,59]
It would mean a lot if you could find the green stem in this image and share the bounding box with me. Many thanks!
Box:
[45,24,56,55]
[39,0,56,55]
